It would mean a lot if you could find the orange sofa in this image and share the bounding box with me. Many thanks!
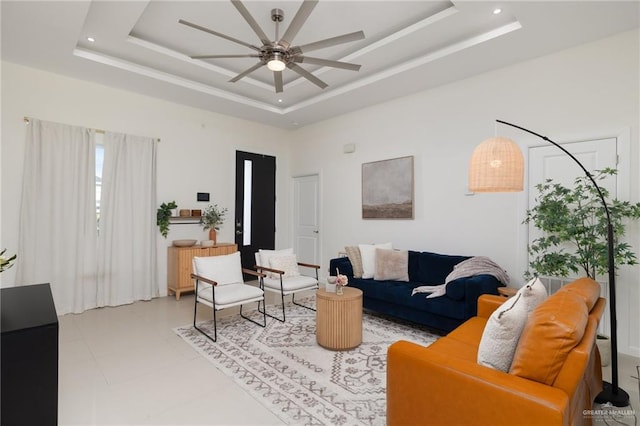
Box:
[387,277,605,426]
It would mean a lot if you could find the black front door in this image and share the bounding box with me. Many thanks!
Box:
[235,151,276,272]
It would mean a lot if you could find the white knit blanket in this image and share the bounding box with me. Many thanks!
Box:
[411,256,509,299]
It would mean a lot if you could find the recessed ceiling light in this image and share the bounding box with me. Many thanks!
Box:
[277,99,283,103]
[87,37,96,42]
[493,8,502,15]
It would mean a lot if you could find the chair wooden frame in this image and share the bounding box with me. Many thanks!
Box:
[255,262,320,322]
[191,268,266,342]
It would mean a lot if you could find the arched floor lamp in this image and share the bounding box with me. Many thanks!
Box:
[468,119,629,407]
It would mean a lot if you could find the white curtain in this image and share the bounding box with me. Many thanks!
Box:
[17,119,98,314]
[97,132,158,306]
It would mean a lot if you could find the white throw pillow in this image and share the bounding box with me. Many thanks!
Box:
[477,293,528,372]
[193,252,243,287]
[269,254,300,278]
[258,248,294,278]
[517,276,547,312]
[358,242,392,279]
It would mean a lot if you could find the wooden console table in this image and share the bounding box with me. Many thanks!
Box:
[167,243,237,300]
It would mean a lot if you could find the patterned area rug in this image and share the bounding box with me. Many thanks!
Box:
[174,297,438,425]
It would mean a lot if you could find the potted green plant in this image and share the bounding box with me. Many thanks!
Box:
[524,168,640,279]
[156,201,178,238]
[200,204,228,244]
[0,249,17,273]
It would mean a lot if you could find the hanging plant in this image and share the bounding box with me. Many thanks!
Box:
[524,168,640,279]
[156,201,178,238]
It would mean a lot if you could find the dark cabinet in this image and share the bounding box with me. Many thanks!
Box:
[1,283,58,426]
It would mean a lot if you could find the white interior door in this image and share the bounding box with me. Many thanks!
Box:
[293,174,320,267]
[528,137,617,334]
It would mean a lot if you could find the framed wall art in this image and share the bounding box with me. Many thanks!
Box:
[362,155,414,219]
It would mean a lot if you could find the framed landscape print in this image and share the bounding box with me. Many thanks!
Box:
[362,156,414,219]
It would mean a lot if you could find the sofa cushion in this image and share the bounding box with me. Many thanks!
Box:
[359,242,392,278]
[374,249,409,281]
[344,246,363,278]
[477,292,529,372]
[329,256,354,278]
[447,316,487,347]
[509,290,588,385]
[413,251,470,284]
[557,277,600,311]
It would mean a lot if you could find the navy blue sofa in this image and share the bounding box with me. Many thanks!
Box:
[329,251,505,333]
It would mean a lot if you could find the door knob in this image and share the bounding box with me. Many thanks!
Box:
[313,230,319,234]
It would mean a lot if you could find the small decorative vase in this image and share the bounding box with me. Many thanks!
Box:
[336,285,344,295]
[208,228,217,245]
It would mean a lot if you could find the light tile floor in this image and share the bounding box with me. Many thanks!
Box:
[59,292,286,425]
[59,294,639,425]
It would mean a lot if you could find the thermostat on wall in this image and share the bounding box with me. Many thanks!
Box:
[197,192,210,202]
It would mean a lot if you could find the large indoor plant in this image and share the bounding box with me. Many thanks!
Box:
[156,201,178,238]
[200,203,228,244]
[524,168,640,279]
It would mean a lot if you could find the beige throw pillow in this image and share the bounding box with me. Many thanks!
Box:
[344,246,364,278]
[477,293,528,372]
[374,249,409,281]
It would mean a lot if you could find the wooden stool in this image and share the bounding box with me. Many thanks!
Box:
[316,287,363,350]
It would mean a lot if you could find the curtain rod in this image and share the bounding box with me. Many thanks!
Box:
[23,117,160,142]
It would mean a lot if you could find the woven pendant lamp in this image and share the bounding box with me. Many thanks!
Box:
[468,136,524,192]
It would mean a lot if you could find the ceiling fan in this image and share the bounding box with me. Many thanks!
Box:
[179,0,365,93]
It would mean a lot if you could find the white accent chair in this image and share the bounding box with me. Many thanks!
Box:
[192,251,266,341]
[254,248,320,322]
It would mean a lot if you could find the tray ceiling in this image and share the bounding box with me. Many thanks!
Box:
[2,1,638,129]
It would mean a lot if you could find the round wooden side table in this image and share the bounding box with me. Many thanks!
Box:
[316,287,363,350]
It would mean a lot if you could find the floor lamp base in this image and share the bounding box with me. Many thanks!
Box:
[595,381,630,407]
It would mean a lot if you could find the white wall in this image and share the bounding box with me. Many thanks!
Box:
[289,30,640,355]
[0,62,291,294]
[1,30,638,355]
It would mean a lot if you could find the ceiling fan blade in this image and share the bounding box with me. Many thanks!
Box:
[230,1,272,46]
[293,56,361,71]
[274,71,283,93]
[287,63,328,89]
[179,19,260,52]
[191,54,260,59]
[229,62,264,82]
[279,0,318,49]
[294,30,365,54]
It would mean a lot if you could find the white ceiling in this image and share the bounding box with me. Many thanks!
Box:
[2,1,638,129]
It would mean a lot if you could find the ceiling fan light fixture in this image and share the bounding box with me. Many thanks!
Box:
[267,52,286,71]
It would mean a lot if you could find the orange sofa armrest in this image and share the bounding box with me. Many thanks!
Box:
[477,294,507,318]
[387,340,569,426]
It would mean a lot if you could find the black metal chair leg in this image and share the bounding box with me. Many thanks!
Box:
[258,289,287,322]
[240,302,266,328]
[193,299,218,342]
[292,288,317,312]
[193,279,218,342]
